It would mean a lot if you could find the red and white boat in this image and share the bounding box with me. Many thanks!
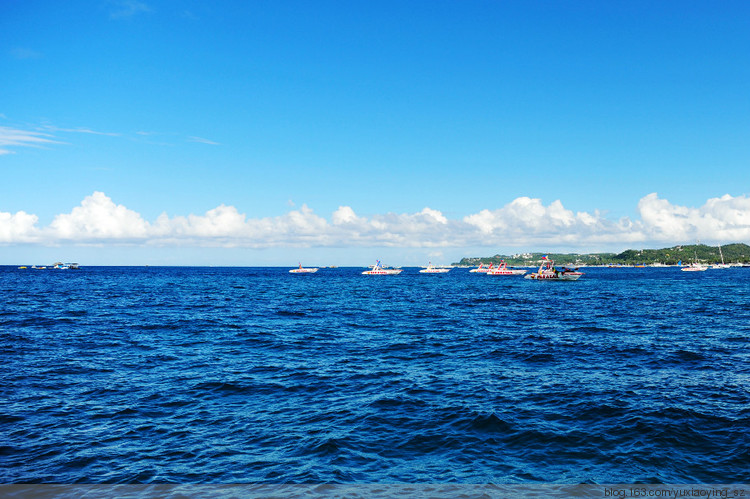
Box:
[524,256,583,281]
[362,260,402,275]
[419,262,451,274]
[469,263,494,273]
[486,260,527,276]
[289,263,318,273]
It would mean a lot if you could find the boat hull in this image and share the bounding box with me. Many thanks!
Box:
[487,269,527,276]
[524,272,582,281]
[362,269,402,275]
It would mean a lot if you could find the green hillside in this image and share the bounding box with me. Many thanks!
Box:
[454,243,750,266]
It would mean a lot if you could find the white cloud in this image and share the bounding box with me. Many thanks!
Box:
[0,211,40,243]
[48,191,150,241]
[109,0,151,19]
[332,206,360,225]
[2,121,220,154]
[3,191,750,251]
[41,125,120,137]
[10,47,42,60]
[0,126,61,155]
[328,206,455,247]
[188,136,220,145]
[638,192,750,242]
[461,197,638,246]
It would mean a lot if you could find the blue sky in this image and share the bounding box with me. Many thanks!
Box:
[2,1,749,265]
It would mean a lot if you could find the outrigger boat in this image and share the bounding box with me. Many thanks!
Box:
[486,260,527,276]
[289,263,318,273]
[419,262,451,274]
[469,263,494,273]
[362,260,402,275]
[524,256,583,281]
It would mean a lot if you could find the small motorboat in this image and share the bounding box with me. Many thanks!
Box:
[486,260,527,276]
[524,257,582,281]
[419,263,451,274]
[363,260,402,275]
[469,263,494,273]
[681,263,707,272]
[289,263,318,273]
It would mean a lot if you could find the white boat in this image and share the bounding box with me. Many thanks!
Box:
[524,257,583,281]
[362,260,402,275]
[419,262,451,274]
[469,263,494,273]
[486,260,527,276]
[289,263,318,273]
[681,263,707,272]
[711,245,730,269]
[679,252,707,272]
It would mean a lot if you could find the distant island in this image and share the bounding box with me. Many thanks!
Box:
[453,243,750,267]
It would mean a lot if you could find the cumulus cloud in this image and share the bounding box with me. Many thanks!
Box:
[328,206,456,247]
[638,193,750,242]
[3,191,750,250]
[48,191,150,241]
[462,197,641,246]
[0,211,40,243]
[332,206,361,225]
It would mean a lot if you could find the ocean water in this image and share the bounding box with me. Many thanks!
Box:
[1,266,748,484]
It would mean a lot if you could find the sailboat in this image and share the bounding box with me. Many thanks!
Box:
[680,250,707,272]
[711,245,730,269]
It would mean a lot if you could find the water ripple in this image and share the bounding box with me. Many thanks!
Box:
[1,266,749,483]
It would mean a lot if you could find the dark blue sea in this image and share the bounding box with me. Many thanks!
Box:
[1,266,749,485]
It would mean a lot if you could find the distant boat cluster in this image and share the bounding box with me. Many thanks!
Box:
[469,261,527,276]
[292,257,586,281]
[678,244,730,271]
[286,253,750,280]
[18,262,80,270]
